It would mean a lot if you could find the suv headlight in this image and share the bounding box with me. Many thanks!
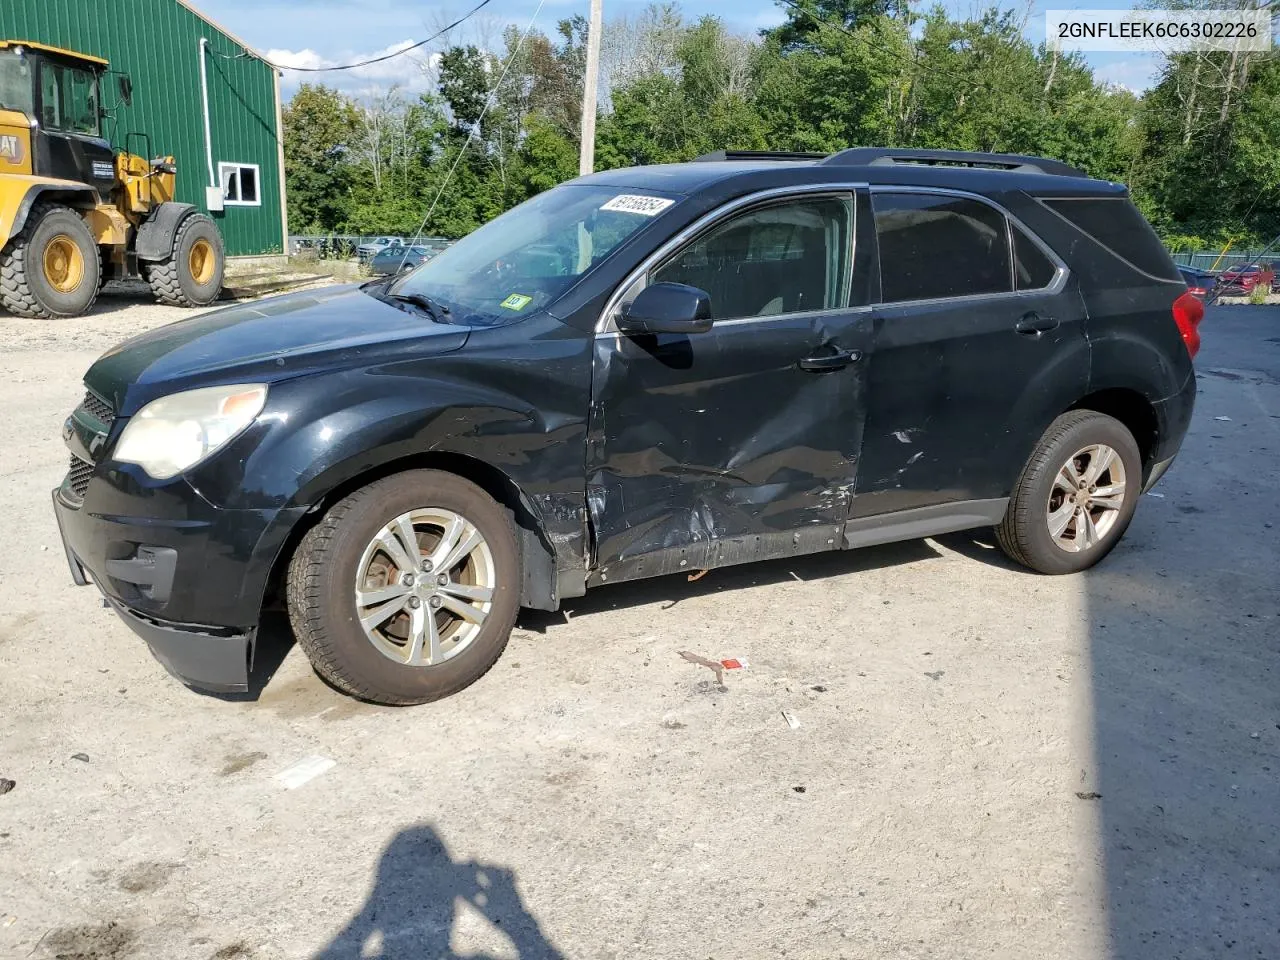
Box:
[114,384,267,479]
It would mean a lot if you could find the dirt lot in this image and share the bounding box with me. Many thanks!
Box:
[1,290,1277,959]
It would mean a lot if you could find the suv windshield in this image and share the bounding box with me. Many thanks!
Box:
[385,184,677,325]
[0,50,34,115]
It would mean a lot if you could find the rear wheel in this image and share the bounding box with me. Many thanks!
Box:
[0,202,101,318]
[143,213,224,306]
[996,410,1142,574]
[287,470,520,705]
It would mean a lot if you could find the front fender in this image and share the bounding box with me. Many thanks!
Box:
[135,202,197,261]
[184,337,594,604]
[0,176,97,246]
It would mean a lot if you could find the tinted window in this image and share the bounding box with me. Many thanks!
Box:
[40,60,99,136]
[872,193,1011,302]
[654,196,852,320]
[1042,197,1179,280]
[1012,223,1057,290]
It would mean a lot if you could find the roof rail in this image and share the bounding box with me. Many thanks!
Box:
[822,148,1087,178]
[694,150,827,162]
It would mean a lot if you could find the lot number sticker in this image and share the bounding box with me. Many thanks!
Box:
[500,293,533,310]
[600,194,675,216]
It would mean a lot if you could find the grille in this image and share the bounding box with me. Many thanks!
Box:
[78,390,115,427]
[67,455,94,501]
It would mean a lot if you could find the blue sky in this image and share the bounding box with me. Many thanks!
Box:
[195,0,1161,98]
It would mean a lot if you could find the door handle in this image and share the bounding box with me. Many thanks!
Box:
[798,349,862,371]
[1015,312,1059,336]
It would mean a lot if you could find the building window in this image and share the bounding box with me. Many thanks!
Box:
[219,162,260,206]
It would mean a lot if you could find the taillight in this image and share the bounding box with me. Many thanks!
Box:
[1172,290,1204,358]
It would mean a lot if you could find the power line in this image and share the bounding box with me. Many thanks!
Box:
[214,0,495,71]
[395,0,549,266]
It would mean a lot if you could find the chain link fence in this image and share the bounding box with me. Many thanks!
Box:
[1171,249,1279,272]
[288,235,456,262]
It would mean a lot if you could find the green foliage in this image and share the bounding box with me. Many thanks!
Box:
[282,3,1280,246]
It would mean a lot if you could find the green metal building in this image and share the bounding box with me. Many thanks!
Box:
[0,0,286,257]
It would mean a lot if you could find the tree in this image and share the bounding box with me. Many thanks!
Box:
[282,84,360,233]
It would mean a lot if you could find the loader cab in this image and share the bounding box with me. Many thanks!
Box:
[0,41,118,200]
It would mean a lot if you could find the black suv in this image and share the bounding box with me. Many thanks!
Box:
[53,148,1202,705]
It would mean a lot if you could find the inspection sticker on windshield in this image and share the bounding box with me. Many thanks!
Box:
[500,293,533,311]
[600,194,675,216]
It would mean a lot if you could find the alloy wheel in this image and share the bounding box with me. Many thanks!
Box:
[1046,443,1127,553]
[353,508,496,666]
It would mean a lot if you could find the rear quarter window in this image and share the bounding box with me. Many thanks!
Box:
[1040,198,1180,282]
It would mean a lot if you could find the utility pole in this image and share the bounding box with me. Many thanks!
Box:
[578,0,603,176]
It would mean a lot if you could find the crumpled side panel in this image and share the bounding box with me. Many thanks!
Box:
[586,310,873,581]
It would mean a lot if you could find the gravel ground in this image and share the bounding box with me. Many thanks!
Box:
[0,292,1276,960]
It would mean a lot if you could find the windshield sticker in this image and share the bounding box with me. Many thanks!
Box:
[600,194,675,217]
[500,293,533,311]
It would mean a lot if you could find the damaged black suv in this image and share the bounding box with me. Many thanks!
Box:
[53,148,1202,705]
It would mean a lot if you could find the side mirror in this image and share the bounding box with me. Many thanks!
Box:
[118,74,133,106]
[618,282,713,335]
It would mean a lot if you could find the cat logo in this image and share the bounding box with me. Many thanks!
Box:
[0,134,24,164]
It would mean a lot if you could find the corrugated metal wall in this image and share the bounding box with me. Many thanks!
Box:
[0,0,284,256]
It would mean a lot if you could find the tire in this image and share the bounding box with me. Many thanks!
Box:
[0,202,101,318]
[287,470,521,705]
[143,213,224,307]
[996,410,1142,575]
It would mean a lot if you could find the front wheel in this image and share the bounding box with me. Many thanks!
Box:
[0,202,101,318]
[287,470,520,705]
[996,411,1142,575]
[144,213,224,306]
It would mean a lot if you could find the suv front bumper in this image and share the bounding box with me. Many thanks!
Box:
[52,482,306,694]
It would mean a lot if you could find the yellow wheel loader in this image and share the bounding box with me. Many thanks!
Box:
[0,40,224,319]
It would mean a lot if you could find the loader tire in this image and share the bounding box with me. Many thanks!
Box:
[144,213,224,307]
[0,202,101,319]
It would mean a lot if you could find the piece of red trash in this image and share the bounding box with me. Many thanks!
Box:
[720,658,748,670]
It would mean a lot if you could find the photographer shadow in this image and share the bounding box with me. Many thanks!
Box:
[314,824,564,959]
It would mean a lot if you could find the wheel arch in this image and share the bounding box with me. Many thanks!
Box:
[134,201,198,261]
[1067,387,1160,470]
[261,450,563,620]
[0,180,98,246]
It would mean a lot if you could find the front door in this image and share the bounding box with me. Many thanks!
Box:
[587,191,874,584]
[851,189,1091,520]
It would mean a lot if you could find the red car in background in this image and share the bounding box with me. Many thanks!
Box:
[1217,262,1276,295]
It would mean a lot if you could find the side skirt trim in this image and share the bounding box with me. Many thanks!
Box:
[842,499,1009,549]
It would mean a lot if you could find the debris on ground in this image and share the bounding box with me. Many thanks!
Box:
[1214,416,1233,421]
[1146,492,1166,498]
[686,568,709,582]
[720,657,748,671]
[1075,791,1103,800]
[274,755,336,790]
[0,778,14,795]
[678,650,725,686]
[70,753,89,762]
[924,671,945,681]
[660,713,687,730]
[781,710,801,730]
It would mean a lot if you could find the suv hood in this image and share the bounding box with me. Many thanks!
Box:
[85,284,470,415]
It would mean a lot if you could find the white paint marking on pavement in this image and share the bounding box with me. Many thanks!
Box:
[274,755,336,790]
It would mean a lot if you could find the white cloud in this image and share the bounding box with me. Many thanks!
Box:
[1093,57,1161,94]
[269,40,437,96]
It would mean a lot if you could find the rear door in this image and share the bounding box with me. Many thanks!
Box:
[850,188,1089,521]
[587,190,875,583]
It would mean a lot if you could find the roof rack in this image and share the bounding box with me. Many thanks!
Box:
[694,150,827,162]
[822,148,1087,178]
